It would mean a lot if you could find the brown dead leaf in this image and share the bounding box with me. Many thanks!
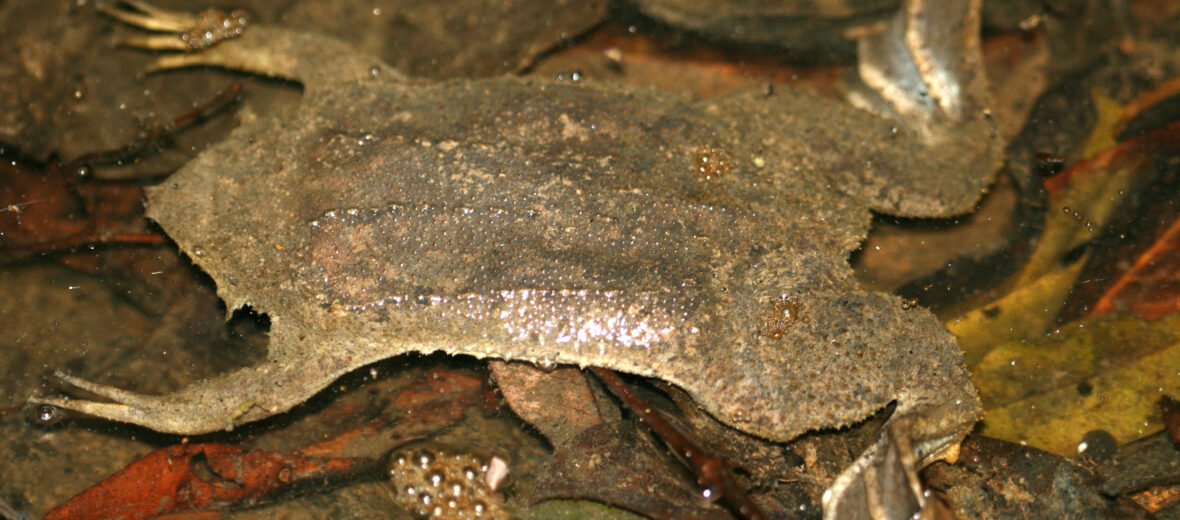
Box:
[490,362,604,446]
[923,436,1139,518]
[535,422,735,520]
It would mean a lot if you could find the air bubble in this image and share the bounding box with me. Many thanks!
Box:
[35,404,63,425]
[414,450,435,468]
[701,485,720,501]
[555,70,583,82]
[427,470,445,486]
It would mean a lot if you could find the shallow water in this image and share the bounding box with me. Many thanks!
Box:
[3,1,1180,519]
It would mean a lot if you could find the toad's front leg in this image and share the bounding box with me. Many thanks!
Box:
[99,0,401,90]
[29,355,346,434]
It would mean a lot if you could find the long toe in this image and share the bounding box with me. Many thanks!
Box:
[98,0,197,33]
[28,395,149,426]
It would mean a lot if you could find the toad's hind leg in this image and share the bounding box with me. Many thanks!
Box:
[847,0,989,143]
[28,351,356,435]
[99,1,400,90]
[831,0,1000,218]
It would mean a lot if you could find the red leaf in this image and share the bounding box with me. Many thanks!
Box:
[43,443,369,520]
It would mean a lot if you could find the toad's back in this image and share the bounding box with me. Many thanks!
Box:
[142,75,946,445]
[147,76,866,357]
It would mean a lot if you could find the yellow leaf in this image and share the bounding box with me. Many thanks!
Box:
[948,258,1084,367]
[1081,88,1125,159]
[977,314,1180,456]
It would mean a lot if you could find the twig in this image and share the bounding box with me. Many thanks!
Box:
[589,367,768,520]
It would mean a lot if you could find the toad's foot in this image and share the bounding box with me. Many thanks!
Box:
[100,0,250,50]
[28,360,340,434]
[800,0,999,218]
[100,1,396,89]
[846,0,991,144]
[825,400,974,519]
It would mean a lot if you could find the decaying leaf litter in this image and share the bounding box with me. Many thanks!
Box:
[2,0,1180,516]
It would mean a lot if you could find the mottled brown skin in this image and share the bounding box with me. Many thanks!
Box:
[31,12,994,518]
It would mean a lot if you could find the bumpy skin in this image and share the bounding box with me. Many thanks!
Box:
[31,10,993,519]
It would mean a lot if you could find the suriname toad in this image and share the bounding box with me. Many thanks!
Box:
[30,0,999,517]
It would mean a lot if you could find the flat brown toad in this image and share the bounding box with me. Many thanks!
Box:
[31,0,997,517]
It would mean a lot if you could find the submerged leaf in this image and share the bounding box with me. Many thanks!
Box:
[1080,89,1126,159]
[949,258,1084,367]
[952,122,1180,370]
[1016,139,1154,289]
[977,314,1180,455]
[1087,216,1180,321]
[535,422,736,520]
[525,500,647,520]
[42,443,373,520]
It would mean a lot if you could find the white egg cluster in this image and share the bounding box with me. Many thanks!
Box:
[388,445,511,519]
